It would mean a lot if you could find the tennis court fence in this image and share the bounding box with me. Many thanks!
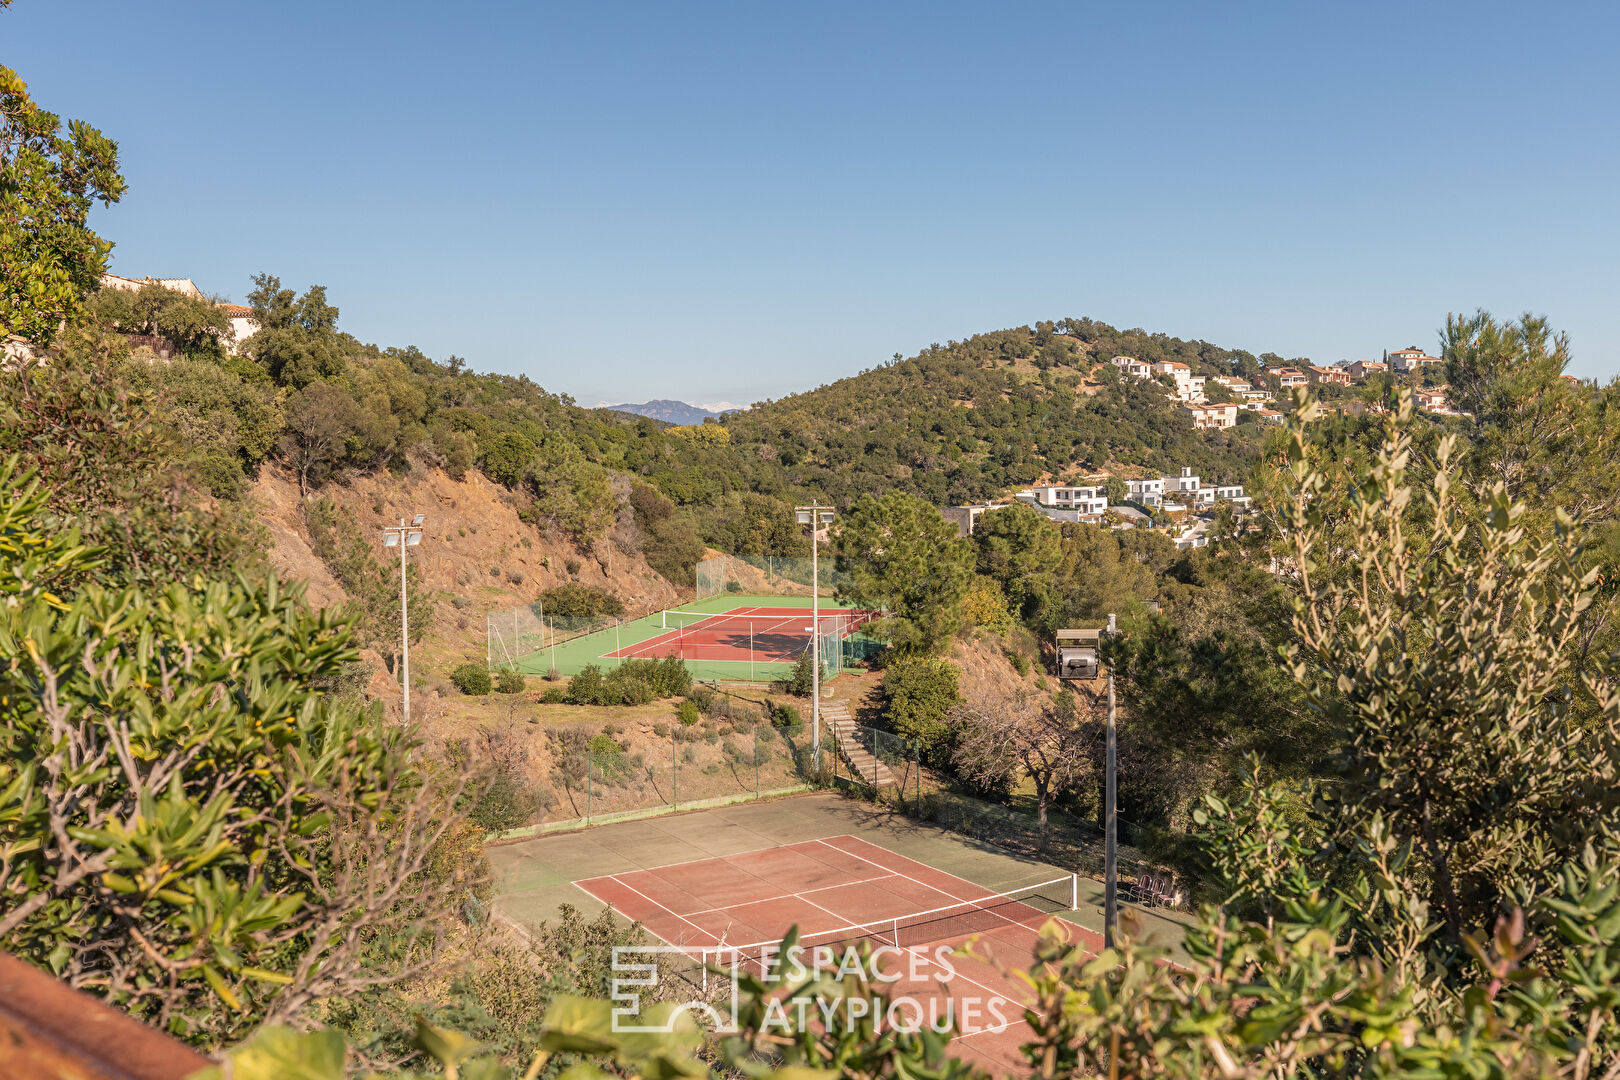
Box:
[695,554,852,600]
[539,716,837,829]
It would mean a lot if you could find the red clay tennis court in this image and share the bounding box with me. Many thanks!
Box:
[574,833,1097,1072]
[604,606,876,663]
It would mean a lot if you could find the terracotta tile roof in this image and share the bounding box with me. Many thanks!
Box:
[217,303,255,318]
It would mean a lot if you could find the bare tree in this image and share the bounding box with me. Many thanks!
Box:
[952,688,1094,848]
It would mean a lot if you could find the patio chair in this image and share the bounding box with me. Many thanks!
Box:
[1135,872,1162,907]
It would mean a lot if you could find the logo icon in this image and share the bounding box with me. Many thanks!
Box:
[610,945,744,1033]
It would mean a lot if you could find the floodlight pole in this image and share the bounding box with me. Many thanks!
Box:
[1104,611,1119,949]
[381,515,426,722]
[795,502,835,770]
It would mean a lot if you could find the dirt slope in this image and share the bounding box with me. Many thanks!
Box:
[250,463,682,698]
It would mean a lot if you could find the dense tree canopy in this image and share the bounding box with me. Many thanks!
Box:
[0,62,125,343]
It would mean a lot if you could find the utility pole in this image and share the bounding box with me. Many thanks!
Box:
[381,515,425,722]
[1104,611,1119,949]
[795,502,836,769]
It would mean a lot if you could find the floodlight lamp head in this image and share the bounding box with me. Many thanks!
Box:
[406,532,422,546]
[819,510,835,523]
[796,511,811,525]
[413,514,425,525]
[383,533,400,547]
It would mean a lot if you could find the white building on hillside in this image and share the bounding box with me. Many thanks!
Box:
[1163,466,1200,495]
[1153,361,1207,403]
[98,273,260,355]
[1126,477,1165,507]
[1264,367,1309,388]
[100,273,205,299]
[1182,402,1238,429]
[1026,485,1109,516]
[216,304,259,354]
[1111,355,1153,380]
[1389,346,1443,373]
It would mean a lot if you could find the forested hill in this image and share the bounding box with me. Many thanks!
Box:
[64,279,1280,575]
[708,318,1273,505]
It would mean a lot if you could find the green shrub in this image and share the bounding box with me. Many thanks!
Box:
[557,657,689,706]
[588,732,629,780]
[677,700,700,726]
[494,667,526,694]
[961,579,1014,634]
[0,458,461,1045]
[467,771,538,832]
[540,582,624,618]
[773,702,802,729]
[786,652,815,695]
[1003,648,1030,676]
[883,655,960,766]
[540,684,569,703]
[451,662,493,695]
[480,430,536,488]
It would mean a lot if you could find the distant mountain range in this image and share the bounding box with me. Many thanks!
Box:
[602,399,741,424]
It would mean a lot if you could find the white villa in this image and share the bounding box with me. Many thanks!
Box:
[98,273,259,355]
[1025,485,1109,517]
[1389,346,1443,373]
[1126,477,1165,506]
[1125,467,1251,512]
[1111,355,1153,379]
[1264,367,1309,388]
[1183,402,1238,430]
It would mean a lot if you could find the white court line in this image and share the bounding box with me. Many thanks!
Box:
[807,838,1065,1029]
[580,873,721,947]
[682,869,903,918]
[811,837,1069,949]
[814,836,997,904]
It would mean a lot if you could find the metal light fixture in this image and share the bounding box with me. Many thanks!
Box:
[794,502,835,768]
[380,516,427,721]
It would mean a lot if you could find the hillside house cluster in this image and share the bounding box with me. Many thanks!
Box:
[949,465,1254,547]
[1111,355,1210,404]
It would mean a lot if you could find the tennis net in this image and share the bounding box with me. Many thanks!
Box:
[723,872,1078,960]
[659,609,872,633]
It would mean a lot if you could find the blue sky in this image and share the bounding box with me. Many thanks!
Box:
[11,1,1619,403]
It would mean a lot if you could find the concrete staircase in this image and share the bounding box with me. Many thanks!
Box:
[818,701,897,788]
